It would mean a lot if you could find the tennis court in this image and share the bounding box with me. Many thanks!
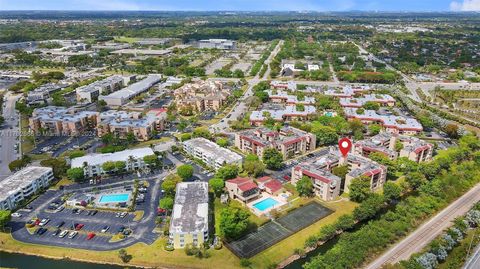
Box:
[225,202,333,258]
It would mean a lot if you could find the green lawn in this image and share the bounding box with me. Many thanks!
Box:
[113,36,139,43]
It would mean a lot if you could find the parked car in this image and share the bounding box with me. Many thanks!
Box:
[11,212,22,217]
[71,208,79,214]
[86,233,96,240]
[68,231,78,239]
[75,223,84,230]
[75,209,83,215]
[120,212,128,218]
[35,228,47,235]
[59,230,68,238]
[91,210,98,216]
[52,229,61,236]
[39,218,50,226]
[101,225,109,233]
[56,221,65,228]
[117,226,125,233]
[115,212,121,218]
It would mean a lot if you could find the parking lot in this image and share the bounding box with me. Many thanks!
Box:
[9,172,167,250]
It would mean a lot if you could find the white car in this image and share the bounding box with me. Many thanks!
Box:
[59,230,68,238]
[11,212,22,217]
[68,231,78,239]
[101,226,110,233]
[39,218,50,226]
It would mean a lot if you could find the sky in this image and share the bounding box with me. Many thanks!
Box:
[0,0,479,11]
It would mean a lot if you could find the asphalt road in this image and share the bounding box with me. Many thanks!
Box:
[464,242,480,269]
[365,182,480,269]
[0,92,21,180]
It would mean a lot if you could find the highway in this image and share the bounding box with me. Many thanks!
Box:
[464,242,480,269]
[365,183,480,269]
[0,92,21,180]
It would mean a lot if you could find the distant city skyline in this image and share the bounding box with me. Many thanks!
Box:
[0,0,480,12]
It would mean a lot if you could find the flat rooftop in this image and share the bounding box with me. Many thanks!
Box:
[0,166,53,201]
[71,147,154,168]
[170,182,209,234]
[101,74,161,101]
[184,138,242,163]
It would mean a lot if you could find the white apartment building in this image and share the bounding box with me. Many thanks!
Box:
[0,166,54,210]
[183,138,242,170]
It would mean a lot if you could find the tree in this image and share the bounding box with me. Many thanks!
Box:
[219,206,250,240]
[243,159,265,177]
[332,165,349,179]
[335,214,355,231]
[394,140,404,152]
[143,154,159,167]
[352,193,385,221]
[215,164,239,180]
[193,127,211,139]
[363,101,380,111]
[102,161,116,173]
[296,176,314,197]
[180,133,192,141]
[162,174,183,196]
[0,210,11,230]
[263,148,283,170]
[40,158,68,178]
[209,177,225,197]
[445,124,459,139]
[126,132,136,144]
[177,164,194,180]
[405,172,427,191]
[114,161,126,172]
[118,249,132,263]
[159,197,174,212]
[67,167,84,182]
[311,125,338,146]
[383,182,402,203]
[216,138,229,147]
[348,176,372,202]
[368,124,381,135]
[349,119,365,139]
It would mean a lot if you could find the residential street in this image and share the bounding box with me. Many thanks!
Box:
[365,182,480,269]
[0,92,21,181]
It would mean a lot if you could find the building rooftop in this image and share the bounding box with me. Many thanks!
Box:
[183,138,242,164]
[31,106,97,123]
[98,110,157,128]
[0,166,53,201]
[170,182,209,234]
[266,90,315,105]
[227,177,258,192]
[71,147,154,168]
[344,108,423,131]
[340,94,396,107]
[250,105,316,122]
[76,75,124,94]
[100,74,161,101]
[237,126,313,147]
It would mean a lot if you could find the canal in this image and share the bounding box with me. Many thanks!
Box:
[0,251,134,269]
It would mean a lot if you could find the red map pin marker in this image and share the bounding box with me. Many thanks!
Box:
[338,138,352,157]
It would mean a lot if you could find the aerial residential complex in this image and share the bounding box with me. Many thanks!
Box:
[339,94,396,108]
[354,132,433,162]
[29,106,97,136]
[76,75,126,103]
[0,166,54,210]
[174,80,231,113]
[234,126,316,159]
[97,109,167,141]
[26,83,65,105]
[183,138,243,170]
[225,177,261,203]
[344,108,423,135]
[291,149,387,201]
[70,147,155,177]
[249,104,317,125]
[266,89,315,105]
[169,182,209,249]
[99,74,162,106]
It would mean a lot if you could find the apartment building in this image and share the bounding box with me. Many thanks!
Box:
[225,177,260,203]
[339,94,396,108]
[235,126,316,160]
[344,108,423,135]
[0,166,54,210]
[70,147,155,178]
[97,109,166,141]
[174,80,230,113]
[270,80,297,91]
[323,85,371,98]
[76,75,125,104]
[291,150,387,201]
[29,106,98,136]
[266,90,315,105]
[169,182,209,249]
[197,39,236,50]
[249,105,317,125]
[354,132,433,162]
[100,75,162,106]
[26,83,65,105]
[183,138,243,170]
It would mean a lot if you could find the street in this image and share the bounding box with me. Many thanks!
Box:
[0,92,21,180]
[365,182,480,269]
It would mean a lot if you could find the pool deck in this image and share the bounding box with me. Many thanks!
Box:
[90,188,133,209]
[246,193,287,216]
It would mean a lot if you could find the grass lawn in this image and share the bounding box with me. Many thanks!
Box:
[214,198,269,234]
[132,137,172,149]
[133,210,145,221]
[50,178,74,190]
[20,116,34,154]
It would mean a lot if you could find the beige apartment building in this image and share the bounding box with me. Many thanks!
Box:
[174,80,230,113]
[29,106,97,136]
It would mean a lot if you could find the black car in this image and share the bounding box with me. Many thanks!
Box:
[91,210,98,216]
[56,221,65,228]
[117,226,125,233]
[71,208,79,214]
[35,228,47,235]
[86,211,92,216]
[52,229,61,236]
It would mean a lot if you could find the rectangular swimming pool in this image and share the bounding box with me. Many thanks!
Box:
[253,198,279,211]
[99,193,130,203]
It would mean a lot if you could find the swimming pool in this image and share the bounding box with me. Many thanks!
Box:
[99,193,130,203]
[253,198,279,211]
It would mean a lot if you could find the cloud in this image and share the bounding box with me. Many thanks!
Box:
[450,0,480,11]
